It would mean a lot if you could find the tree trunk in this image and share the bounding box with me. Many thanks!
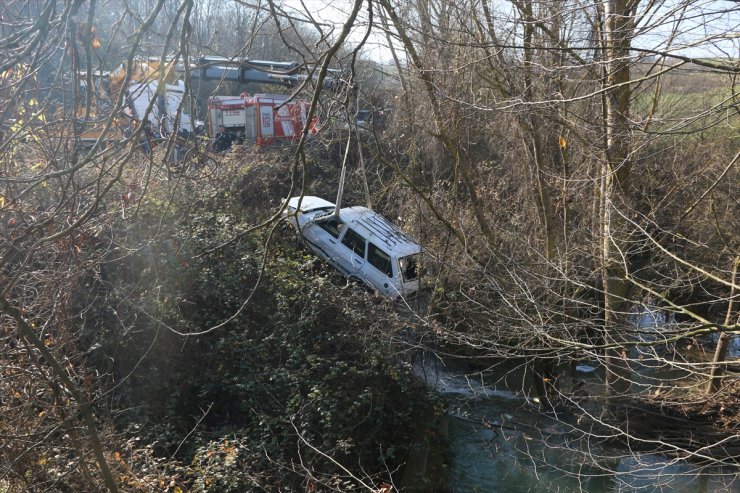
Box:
[602,0,637,398]
[706,257,739,394]
[517,0,561,408]
[519,0,560,260]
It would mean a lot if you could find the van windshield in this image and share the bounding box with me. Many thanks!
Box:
[399,254,420,283]
[317,217,345,238]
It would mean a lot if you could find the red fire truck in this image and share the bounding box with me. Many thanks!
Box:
[190,57,343,145]
[207,92,318,145]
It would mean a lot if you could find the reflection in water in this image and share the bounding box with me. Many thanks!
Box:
[414,354,739,492]
[628,304,739,359]
[709,330,740,359]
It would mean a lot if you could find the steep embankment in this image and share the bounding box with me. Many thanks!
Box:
[2,147,438,492]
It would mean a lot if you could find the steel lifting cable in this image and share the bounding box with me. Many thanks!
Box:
[333,129,352,219]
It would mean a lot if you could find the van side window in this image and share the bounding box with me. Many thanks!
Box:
[317,218,345,238]
[341,228,366,258]
[368,242,393,277]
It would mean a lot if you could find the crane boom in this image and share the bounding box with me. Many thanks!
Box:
[191,56,344,91]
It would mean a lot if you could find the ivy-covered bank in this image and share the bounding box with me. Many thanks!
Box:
[74,155,439,491]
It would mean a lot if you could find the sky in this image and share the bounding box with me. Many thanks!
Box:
[278,0,739,63]
[278,0,399,64]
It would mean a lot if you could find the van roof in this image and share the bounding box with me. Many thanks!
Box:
[338,206,421,257]
[287,196,422,257]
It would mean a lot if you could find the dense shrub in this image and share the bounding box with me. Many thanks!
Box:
[77,157,434,491]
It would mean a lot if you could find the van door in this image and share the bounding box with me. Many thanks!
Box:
[364,241,395,297]
[335,227,366,277]
[302,217,345,268]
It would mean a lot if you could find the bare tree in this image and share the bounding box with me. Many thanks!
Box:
[2,0,738,490]
[369,0,739,485]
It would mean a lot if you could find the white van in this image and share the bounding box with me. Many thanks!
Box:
[285,196,422,299]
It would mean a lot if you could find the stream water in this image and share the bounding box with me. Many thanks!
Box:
[628,306,740,359]
[414,352,739,492]
[412,302,740,493]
